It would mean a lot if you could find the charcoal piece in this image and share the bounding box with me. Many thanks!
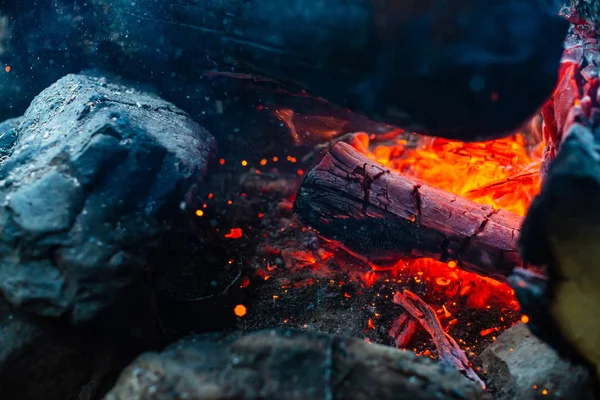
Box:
[479,323,594,400]
[105,329,485,400]
[393,290,484,387]
[0,74,215,325]
[2,0,567,140]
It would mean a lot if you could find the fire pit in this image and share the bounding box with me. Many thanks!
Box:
[0,1,599,400]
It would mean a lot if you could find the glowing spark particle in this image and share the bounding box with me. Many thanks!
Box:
[241,160,248,166]
[521,314,530,324]
[480,328,496,337]
[260,159,267,166]
[368,318,376,329]
[195,210,204,217]
[234,304,247,317]
[442,305,452,318]
[239,276,250,288]
[219,158,225,165]
[4,66,10,73]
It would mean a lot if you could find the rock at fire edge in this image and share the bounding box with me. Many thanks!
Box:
[105,328,485,400]
[479,323,594,399]
[0,73,215,324]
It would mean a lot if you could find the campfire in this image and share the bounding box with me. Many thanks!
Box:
[2,1,600,400]
[234,129,536,374]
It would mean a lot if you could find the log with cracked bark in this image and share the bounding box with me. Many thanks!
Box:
[294,142,524,282]
[105,329,486,400]
[517,6,600,380]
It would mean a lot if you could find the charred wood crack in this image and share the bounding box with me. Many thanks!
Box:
[457,208,499,266]
[411,184,422,225]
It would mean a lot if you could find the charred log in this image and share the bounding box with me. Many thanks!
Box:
[518,14,600,381]
[105,329,486,400]
[1,0,568,140]
[294,142,524,282]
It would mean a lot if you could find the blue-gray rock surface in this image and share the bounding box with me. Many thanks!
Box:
[0,73,215,324]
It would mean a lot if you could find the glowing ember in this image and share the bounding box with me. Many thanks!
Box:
[225,228,243,239]
[354,132,541,216]
[226,121,544,357]
[234,304,247,317]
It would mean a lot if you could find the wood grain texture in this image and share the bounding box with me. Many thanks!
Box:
[294,142,524,282]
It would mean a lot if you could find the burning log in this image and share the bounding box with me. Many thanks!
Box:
[294,142,524,282]
[1,0,568,140]
[517,6,600,381]
[105,329,486,400]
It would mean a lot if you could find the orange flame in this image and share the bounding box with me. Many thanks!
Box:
[356,132,542,216]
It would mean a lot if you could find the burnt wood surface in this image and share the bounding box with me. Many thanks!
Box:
[393,290,484,386]
[294,142,524,282]
[105,329,486,400]
[518,11,600,381]
[0,0,568,140]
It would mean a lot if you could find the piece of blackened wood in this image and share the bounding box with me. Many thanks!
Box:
[518,12,600,381]
[105,329,486,400]
[294,142,523,282]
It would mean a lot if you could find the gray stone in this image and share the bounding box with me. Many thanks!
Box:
[0,118,21,162]
[105,329,485,400]
[479,323,594,399]
[0,74,215,325]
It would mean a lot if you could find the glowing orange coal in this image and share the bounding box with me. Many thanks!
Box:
[352,132,542,216]
[260,119,543,348]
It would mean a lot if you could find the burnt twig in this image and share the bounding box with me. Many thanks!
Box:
[393,290,485,388]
